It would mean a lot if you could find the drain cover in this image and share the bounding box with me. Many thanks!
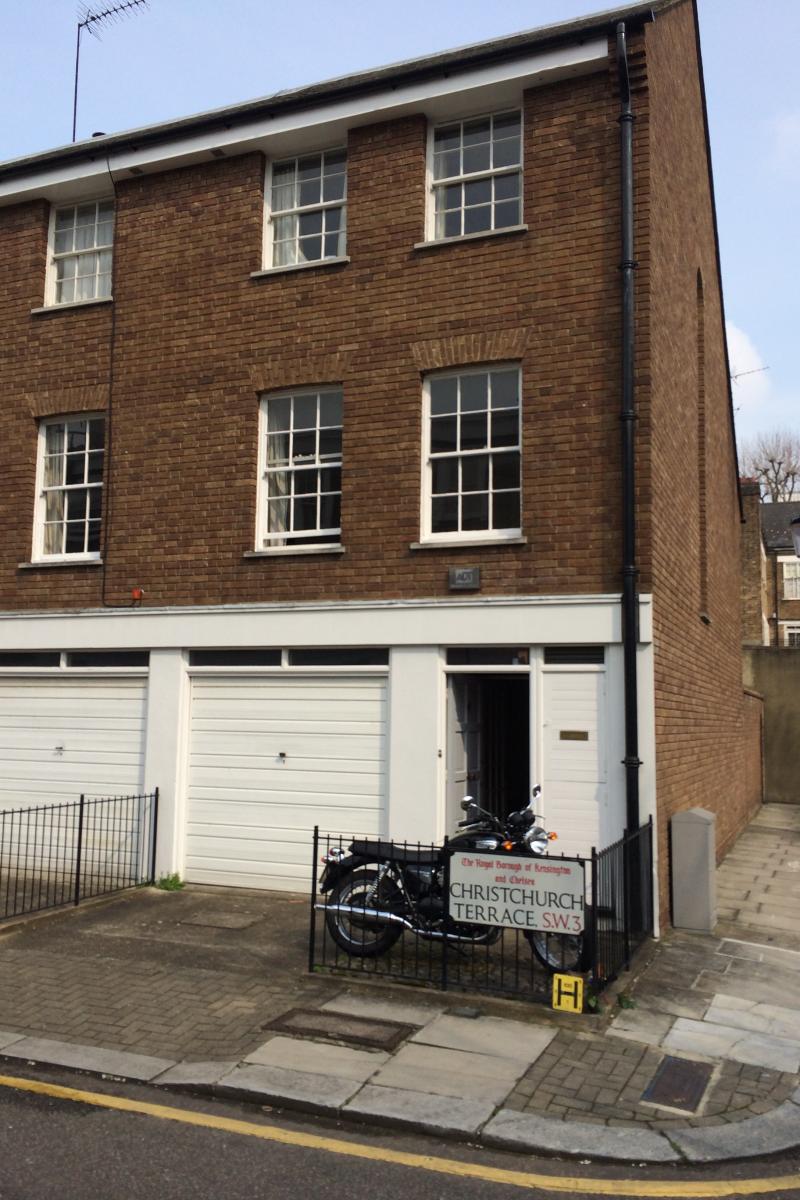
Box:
[182,912,261,929]
[642,1055,713,1112]
[263,1008,412,1050]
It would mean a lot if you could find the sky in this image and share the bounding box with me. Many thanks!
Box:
[2,0,797,448]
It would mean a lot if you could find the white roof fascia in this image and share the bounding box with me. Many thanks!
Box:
[0,36,607,207]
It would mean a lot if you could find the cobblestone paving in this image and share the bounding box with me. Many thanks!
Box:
[504,1028,798,1128]
[0,888,338,1061]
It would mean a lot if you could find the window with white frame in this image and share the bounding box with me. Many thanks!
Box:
[258,388,343,547]
[423,367,521,540]
[35,416,104,559]
[785,624,800,648]
[782,560,800,600]
[430,111,522,241]
[48,201,114,305]
[268,150,347,268]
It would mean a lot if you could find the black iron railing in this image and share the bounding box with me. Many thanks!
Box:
[590,818,654,987]
[0,790,159,921]
[309,818,653,1006]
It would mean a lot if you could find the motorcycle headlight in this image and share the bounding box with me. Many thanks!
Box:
[524,825,549,855]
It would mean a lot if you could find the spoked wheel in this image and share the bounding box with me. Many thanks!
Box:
[325,868,404,957]
[526,930,588,973]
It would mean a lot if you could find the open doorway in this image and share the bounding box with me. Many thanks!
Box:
[446,674,529,834]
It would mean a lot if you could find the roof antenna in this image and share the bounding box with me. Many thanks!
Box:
[72,1,148,142]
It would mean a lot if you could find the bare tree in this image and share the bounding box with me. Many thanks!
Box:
[740,428,800,502]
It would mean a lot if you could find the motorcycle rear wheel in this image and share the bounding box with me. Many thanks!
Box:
[325,868,404,958]
[526,930,588,973]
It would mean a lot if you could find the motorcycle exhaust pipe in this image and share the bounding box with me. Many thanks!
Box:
[315,902,488,944]
[315,902,412,929]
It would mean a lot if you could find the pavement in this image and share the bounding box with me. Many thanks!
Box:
[0,803,798,1164]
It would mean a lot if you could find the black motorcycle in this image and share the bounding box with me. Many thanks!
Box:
[319,785,588,972]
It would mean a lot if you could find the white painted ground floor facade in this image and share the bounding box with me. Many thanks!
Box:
[0,593,657,917]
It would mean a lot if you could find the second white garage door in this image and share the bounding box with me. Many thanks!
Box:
[185,674,387,891]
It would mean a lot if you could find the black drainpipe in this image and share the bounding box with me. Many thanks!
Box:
[616,21,641,834]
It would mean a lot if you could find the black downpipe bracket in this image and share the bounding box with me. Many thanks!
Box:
[616,22,641,835]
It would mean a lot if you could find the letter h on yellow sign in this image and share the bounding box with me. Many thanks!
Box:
[551,973,584,1013]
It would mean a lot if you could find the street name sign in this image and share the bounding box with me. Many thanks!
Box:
[448,851,585,933]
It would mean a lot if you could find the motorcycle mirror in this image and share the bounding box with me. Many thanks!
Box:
[531,784,542,799]
[460,796,474,811]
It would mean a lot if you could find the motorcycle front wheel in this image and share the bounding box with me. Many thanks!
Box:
[325,868,405,958]
[526,930,588,973]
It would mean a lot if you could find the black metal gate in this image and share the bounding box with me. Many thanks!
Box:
[0,790,159,921]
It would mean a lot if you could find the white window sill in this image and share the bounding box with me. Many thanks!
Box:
[413,225,528,252]
[19,558,103,569]
[250,257,349,280]
[244,546,345,558]
[30,298,113,316]
[410,536,526,551]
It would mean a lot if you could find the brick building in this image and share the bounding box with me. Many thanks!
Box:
[0,0,761,925]
[741,482,800,648]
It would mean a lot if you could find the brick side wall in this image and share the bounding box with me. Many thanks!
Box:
[645,0,757,917]
[0,70,639,611]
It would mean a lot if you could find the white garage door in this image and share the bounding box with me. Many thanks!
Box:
[0,676,147,810]
[542,669,610,859]
[186,674,387,891]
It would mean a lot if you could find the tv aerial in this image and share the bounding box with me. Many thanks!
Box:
[73,1,149,142]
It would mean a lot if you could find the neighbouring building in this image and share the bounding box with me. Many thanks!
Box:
[0,0,762,927]
[741,483,800,648]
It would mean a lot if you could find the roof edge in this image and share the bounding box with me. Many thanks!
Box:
[0,0,664,182]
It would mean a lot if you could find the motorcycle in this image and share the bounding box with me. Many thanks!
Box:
[318,784,588,972]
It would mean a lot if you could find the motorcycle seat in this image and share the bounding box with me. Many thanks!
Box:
[350,839,441,866]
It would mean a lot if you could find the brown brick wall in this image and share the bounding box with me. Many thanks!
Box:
[0,71,635,610]
[645,0,756,917]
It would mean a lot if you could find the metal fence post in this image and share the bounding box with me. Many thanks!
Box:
[309,826,319,975]
[622,828,632,968]
[149,788,159,884]
[441,835,450,993]
[590,846,599,986]
[73,794,85,907]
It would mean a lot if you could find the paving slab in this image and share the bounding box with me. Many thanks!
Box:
[153,1061,237,1088]
[0,1031,24,1050]
[664,1019,800,1073]
[321,994,442,1027]
[243,1035,388,1083]
[663,1019,739,1060]
[410,1013,555,1064]
[705,995,800,1039]
[482,1108,681,1162]
[628,984,713,1021]
[727,1032,800,1074]
[607,1009,674,1047]
[344,1084,495,1137]
[216,1062,360,1113]
[370,1042,523,1104]
[0,1037,174,1082]
[670,1101,800,1162]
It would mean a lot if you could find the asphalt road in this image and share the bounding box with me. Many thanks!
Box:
[0,1066,799,1200]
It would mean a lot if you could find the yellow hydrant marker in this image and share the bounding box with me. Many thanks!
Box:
[552,972,584,1012]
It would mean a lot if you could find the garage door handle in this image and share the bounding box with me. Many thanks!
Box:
[278,752,287,760]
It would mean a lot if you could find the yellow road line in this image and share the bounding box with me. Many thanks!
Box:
[0,1072,798,1198]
